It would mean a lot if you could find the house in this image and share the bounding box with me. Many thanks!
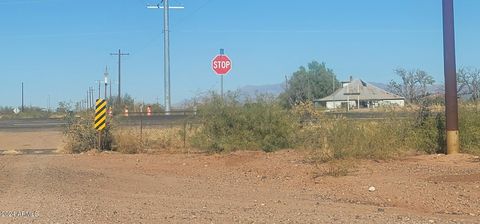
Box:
[314,78,405,110]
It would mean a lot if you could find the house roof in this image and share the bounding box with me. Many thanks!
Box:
[315,79,404,102]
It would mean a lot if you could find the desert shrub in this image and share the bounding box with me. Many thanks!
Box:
[407,101,480,155]
[406,101,446,154]
[296,102,417,162]
[459,104,480,155]
[191,93,295,152]
[63,112,113,153]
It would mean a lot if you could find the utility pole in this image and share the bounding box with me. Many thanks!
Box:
[110,79,113,102]
[147,1,184,114]
[97,80,102,99]
[110,49,129,106]
[88,87,92,109]
[90,87,95,109]
[21,82,24,112]
[47,95,50,112]
[442,0,460,154]
[87,90,89,110]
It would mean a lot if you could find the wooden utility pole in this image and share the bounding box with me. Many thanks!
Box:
[110,49,129,106]
[442,0,460,154]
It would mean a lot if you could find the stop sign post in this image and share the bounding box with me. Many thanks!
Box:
[212,49,232,97]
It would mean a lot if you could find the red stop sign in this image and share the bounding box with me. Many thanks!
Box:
[212,54,232,75]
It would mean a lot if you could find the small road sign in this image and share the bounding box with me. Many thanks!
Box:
[95,99,107,131]
[212,54,232,75]
[13,108,20,114]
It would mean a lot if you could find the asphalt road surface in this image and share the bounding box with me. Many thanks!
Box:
[0,115,192,131]
[0,118,66,131]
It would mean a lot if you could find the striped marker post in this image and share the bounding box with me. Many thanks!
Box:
[95,99,107,131]
[95,99,107,150]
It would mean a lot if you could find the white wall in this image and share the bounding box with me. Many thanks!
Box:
[326,101,356,109]
[378,99,404,107]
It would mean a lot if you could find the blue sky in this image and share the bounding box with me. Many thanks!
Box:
[0,0,479,108]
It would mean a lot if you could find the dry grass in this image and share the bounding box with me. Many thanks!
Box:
[113,125,198,154]
[294,102,421,163]
[63,116,98,153]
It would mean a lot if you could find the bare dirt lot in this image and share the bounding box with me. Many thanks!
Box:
[0,132,479,223]
[0,131,64,154]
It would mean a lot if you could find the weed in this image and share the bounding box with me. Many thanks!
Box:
[63,112,114,153]
[191,93,295,152]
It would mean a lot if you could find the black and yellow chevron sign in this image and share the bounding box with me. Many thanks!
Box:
[95,99,107,131]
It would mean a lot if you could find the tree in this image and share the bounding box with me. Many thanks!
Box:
[280,61,338,108]
[57,101,72,113]
[388,68,435,103]
[457,67,480,101]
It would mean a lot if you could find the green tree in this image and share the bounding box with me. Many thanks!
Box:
[388,68,435,104]
[280,61,338,108]
[57,101,73,113]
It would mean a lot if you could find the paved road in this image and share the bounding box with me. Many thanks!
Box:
[0,118,66,131]
[0,111,416,131]
[0,115,193,131]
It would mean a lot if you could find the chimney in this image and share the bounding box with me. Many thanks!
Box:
[350,76,353,82]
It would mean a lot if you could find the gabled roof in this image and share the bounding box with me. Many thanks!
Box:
[315,79,404,102]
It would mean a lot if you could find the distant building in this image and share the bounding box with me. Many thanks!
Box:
[314,78,405,109]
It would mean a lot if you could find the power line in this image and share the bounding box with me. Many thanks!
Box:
[110,49,130,106]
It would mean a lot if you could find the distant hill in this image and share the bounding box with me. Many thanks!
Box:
[368,82,390,91]
[368,81,444,94]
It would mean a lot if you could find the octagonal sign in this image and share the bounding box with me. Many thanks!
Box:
[212,54,232,75]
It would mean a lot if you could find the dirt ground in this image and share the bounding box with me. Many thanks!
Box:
[0,131,64,153]
[0,131,479,223]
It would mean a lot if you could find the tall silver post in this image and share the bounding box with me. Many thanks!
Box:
[221,76,224,98]
[147,2,183,114]
[220,48,225,98]
[164,0,171,114]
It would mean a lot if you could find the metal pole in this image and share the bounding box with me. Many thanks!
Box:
[333,75,336,109]
[443,0,460,154]
[110,79,113,102]
[98,81,101,99]
[47,95,50,112]
[220,48,224,98]
[88,88,91,109]
[164,0,171,114]
[91,87,94,109]
[21,82,24,112]
[87,90,89,110]
[104,67,108,99]
[221,76,224,98]
[118,49,121,105]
